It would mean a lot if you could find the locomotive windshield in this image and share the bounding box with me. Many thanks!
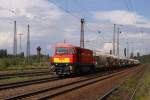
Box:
[56,48,68,54]
[56,47,75,54]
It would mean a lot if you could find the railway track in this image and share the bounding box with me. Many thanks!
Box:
[0,70,108,91]
[0,70,52,80]
[4,67,133,100]
[0,76,60,91]
[99,65,145,100]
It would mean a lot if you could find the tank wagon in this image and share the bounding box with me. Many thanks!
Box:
[50,43,140,75]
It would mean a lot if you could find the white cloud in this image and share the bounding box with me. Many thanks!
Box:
[0,0,80,54]
[94,10,150,28]
[0,32,12,49]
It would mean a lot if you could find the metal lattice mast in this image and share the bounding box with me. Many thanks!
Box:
[13,21,17,56]
[27,24,30,61]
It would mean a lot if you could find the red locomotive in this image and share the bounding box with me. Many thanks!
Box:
[50,43,95,75]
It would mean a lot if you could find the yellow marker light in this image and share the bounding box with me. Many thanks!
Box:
[54,58,70,63]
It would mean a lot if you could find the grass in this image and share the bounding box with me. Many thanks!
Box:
[134,64,150,100]
[0,57,50,71]
[139,54,150,64]
[0,57,52,84]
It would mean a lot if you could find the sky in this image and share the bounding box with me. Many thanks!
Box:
[0,0,150,57]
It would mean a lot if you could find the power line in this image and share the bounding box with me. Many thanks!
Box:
[128,0,135,12]
[124,0,137,25]
[124,0,130,11]
[75,0,91,18]
[48,0,100,34]
[48,0,81,19]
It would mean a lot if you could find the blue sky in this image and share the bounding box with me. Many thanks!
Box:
[51,0,150,19]
[0,0,149,57]
[48,0,150,55]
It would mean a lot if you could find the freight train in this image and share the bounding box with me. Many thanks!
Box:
[50,43,140,75]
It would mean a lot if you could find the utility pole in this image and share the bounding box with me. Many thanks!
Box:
[26,24,30,62]
[80,18,85,48]
[13,21,17,56]
[113,24,116,56]
[18,33,23,53]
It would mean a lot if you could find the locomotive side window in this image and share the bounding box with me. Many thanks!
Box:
[56,48,68,54]
[69,48,75,54]
[77,48,81,60]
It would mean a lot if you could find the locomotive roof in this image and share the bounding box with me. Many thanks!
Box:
[55,43,92,51]
[55,43,78,48]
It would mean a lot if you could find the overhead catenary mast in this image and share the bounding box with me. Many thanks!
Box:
[18,33,24,53]
[80,18,85,48]
[13,21,17,56]
[117,27,120,57]
[126,42,129,59]
[113,24,116,56]
[26,24,30,61]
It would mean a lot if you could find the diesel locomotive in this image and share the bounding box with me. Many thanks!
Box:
[50,43,95,75]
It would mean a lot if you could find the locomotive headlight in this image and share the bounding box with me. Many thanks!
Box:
[69,65,73,72]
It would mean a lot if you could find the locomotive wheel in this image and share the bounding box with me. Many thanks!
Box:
[90,65,96,73]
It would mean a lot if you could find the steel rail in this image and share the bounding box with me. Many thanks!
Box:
[5,68,132,100]
[0,76,60,91]
[0,71,51,80]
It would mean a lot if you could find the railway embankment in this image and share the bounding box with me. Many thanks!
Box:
[106,64,150,100]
